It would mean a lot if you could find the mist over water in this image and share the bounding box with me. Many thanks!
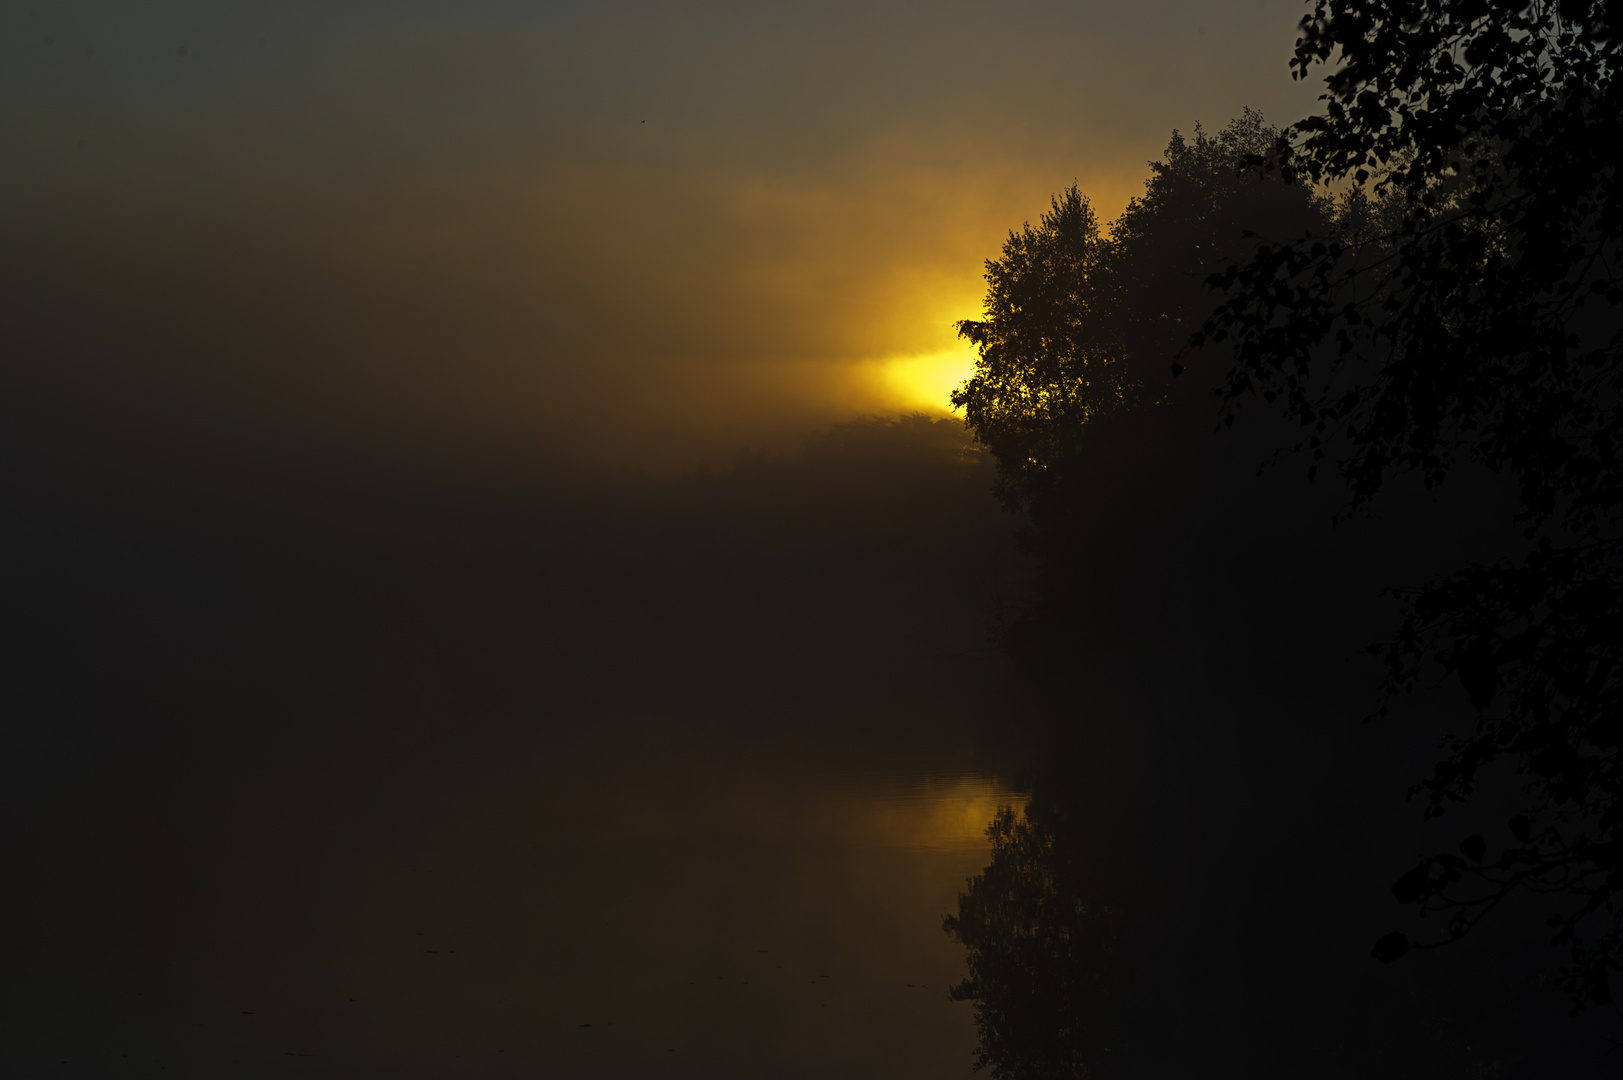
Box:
[8,2,1622,1077]
[1,386,1040,1075]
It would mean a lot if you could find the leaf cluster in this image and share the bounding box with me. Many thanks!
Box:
[1198,0,1623,1007]
[1371,543,1623,1007]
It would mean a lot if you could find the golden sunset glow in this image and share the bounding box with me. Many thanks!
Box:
[844,772,1026,853]
[873,349,979,414]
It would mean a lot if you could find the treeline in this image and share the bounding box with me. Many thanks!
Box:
[945,0,1623,1072]
[953,110,1325,527]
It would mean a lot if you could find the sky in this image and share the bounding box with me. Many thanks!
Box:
[3,0,1322,468]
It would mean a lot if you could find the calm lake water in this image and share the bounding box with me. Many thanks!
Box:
[4,421,1038,1079]
[24,722,1026,1078]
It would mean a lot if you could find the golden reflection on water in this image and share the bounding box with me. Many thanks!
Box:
[182,725,1030,1078]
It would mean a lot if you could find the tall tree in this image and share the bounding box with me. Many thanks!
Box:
[1197,0,1623,1006]
[953,114,1324,530]
[951,187,1126,517]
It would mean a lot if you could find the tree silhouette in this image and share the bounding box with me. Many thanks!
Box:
[953,114,1324,530]
[944,801,1121,1080]
[1196,0,1623,1007]
[951,187,1127,517]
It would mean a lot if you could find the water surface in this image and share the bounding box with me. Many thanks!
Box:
[4,418,1034,1079]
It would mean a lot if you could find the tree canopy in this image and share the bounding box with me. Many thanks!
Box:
[953,112,1324,525]
[950,187,1125,514]
[1194,0,1623,1006]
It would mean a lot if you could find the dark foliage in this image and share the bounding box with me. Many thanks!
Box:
[1195,0,1623,1008]
[950,187,1128,516]
[952,113,1326,527]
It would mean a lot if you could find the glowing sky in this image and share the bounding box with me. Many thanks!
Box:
[3,0,1322,466]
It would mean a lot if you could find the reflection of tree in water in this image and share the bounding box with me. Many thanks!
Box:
[945,799,1120,1080]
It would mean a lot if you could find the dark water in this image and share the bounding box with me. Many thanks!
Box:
[2,412,1038,1078]
[16,727,1024,1078]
